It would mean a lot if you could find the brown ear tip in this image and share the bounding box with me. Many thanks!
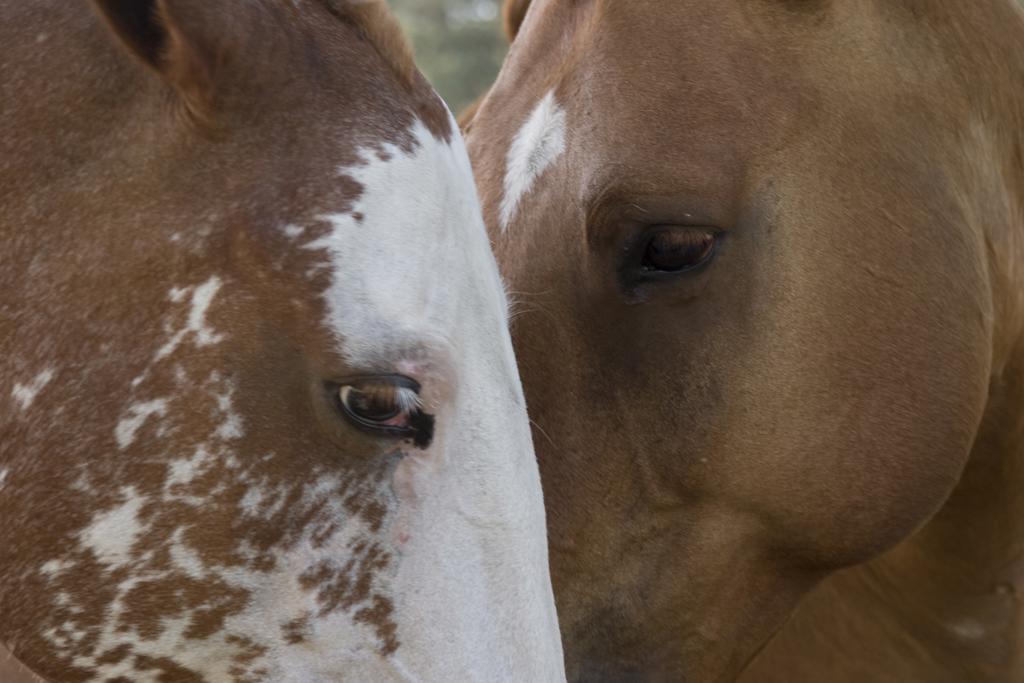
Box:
[503,0,532,42]
[91,0,167,67]
[457,96,483,133]
[92,0,229,121]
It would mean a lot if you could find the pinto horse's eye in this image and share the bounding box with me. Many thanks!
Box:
[641,229,717,273]
[331,376,434,448]
[338,377,421,429]
[340,384,406,422]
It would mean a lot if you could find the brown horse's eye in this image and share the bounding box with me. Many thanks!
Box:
[642,230,716,273]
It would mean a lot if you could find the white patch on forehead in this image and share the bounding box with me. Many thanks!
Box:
[78,487,147,570]
[305,115,503,366]
[115,398,168,449]
[0,468,7,491]
[155,276,225,361]
[11,367,55,411]
[500,90,567,232]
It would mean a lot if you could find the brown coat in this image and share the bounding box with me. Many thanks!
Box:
[467,1,1024,680]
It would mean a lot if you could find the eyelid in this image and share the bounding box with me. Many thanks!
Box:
[333,374,422,393]
[624,225,722,263]
[642,229,717,271]
[338,381,422,414]
[584,188,726,249]
[617,226,724,302]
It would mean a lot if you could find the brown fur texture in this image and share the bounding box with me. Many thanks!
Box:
[1,0,453,680]
[503,0,532,41]
[467,0,1024,680]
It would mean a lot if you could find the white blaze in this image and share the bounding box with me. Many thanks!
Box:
[500,90,567,232]
[305,115,566,680]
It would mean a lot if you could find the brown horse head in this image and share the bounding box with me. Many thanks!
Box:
[467,0,1024,680]
[0,1,564,680]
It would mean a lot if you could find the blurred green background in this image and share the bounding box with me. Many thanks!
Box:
[390,0,507,113]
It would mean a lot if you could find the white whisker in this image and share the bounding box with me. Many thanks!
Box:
[529,418,558,450]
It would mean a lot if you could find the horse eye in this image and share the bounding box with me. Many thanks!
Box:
[642,230,717,273]
[340,385,403,422]
[334,376,423,438]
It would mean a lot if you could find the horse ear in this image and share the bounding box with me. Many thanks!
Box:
[90,0,220,115]
[91,1,166,66]
[503,0,533,42]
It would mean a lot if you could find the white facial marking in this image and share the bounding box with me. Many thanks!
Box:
[0,468,8,491]
[78,487,146,570]
[11,367,55,411]
[305,118,491,366]
[155,276,225,361]
[500,90,567,232]
[115,398,168,449]
[304,115,565,680]
[282,223,306,239]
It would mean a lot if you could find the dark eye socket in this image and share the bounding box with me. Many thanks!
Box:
[330,375,432,445]
[641,229,717,273]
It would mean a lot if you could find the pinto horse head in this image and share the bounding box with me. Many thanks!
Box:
[0,1,564,680]
[467,0,1024,680]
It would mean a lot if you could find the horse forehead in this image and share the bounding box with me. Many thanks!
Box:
[310,116,496,367]
[500,90,568,233]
